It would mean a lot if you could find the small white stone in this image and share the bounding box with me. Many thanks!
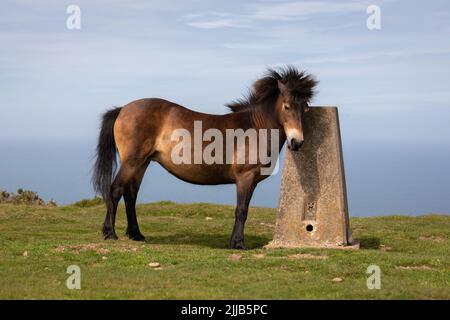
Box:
[332,277,344,282]
[148,262,161,268]
[23,251,28,257]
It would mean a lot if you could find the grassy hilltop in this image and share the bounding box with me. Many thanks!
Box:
[0,201,449,299]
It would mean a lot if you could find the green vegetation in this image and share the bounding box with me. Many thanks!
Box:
[71,197,103,208]
[0,189,56,206]
[0,201,449,299]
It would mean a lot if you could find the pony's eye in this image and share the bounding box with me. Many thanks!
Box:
[284,104,290,110]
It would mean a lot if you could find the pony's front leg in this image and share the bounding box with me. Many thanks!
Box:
[230,174,257,250]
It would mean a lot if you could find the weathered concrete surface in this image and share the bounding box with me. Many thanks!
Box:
[266,107,359,249]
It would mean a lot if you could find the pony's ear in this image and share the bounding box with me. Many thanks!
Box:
[277,80,287,94]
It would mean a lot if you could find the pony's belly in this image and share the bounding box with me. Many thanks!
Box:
[151,152,235,185]
[158,162,235,185]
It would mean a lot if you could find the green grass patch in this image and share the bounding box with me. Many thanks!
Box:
[71,197,103,208]
[0,202,449,299]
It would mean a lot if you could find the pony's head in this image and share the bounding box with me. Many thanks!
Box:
[226,66,318,151]
[273,67,317,150]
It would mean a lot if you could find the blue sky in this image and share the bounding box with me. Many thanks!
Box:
[1,1,450,214]
[1,0,450,142]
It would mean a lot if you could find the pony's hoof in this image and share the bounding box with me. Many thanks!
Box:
[230,242,247,250]
[104,233,118,240]
[129,233,146,241]
[126,228,146,241]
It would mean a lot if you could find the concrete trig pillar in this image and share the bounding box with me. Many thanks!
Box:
[267,107,359,249]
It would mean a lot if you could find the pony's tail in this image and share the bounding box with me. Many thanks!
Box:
[92,107,122,203]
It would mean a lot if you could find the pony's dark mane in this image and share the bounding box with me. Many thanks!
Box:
[226,66,317,113]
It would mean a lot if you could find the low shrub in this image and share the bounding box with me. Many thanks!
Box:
[0,189,55,206]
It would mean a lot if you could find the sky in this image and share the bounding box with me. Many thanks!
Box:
[1,0,450,215]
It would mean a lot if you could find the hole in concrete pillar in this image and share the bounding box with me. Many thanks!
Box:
[306,224,314,232]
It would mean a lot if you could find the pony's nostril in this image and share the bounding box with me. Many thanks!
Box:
[288,138,304,151]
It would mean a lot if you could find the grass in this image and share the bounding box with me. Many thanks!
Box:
[0,201,449,299]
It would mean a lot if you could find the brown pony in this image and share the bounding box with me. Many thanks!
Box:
[93,66,317,249]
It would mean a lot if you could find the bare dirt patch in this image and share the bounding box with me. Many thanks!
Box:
[250,253,328,260]
[396,265,433,270]
[379,244,393,251]
[288,253,328,260]
[419,235,446,242]
[55,243,110,254]
[54,243,141,255]
[229,254,243,261]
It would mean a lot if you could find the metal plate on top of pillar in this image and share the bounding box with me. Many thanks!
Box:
[266,106,359,249]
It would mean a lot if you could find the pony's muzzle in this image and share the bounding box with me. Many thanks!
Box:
[287,138,304,151]
[285,128,304,151]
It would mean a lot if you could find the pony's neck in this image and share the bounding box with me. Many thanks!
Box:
[248,98,286,150]
[249,108,270,129]
[248,96,282,130]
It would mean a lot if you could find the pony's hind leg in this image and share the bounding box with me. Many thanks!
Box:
[124,161,149,241]
[102,161,140,240]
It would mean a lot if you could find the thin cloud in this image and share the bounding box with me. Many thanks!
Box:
[250,1,367,21]
[223,43,272,50]
[301,47,450,64]
[187,19,244,29]
[186,0,369,29]
[185,11,249,29]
